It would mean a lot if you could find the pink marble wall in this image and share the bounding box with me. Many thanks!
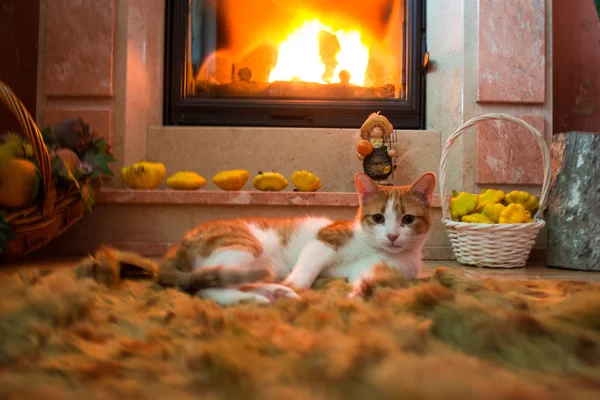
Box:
[476,116,545,184]
[32,0,554,258]
[477,0,546,104]
[37,0,551,192]
[39,0,116,153]
[38,0,164,183]
[43,109,112,142]
[473,0,550,187]
[0,0,40,133]
[120,0,165,169]
[553,0,600,133]
[44,0,115,96]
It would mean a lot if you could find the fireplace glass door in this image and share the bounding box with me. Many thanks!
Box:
[164,0,425,128]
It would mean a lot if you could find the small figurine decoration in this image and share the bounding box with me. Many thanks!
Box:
[356,112,398,185]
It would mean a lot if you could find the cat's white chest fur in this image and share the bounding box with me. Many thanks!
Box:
[246,217,333,280]
[184,172,435,305]
[323,229,421,282]
[246,217,422,285]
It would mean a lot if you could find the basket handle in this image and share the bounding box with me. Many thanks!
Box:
[439,113,550,220]
[0,80,56,217]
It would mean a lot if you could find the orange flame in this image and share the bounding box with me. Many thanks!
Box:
[268,19,370,86]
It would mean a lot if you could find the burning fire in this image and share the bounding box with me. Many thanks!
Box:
[268,19,370,86]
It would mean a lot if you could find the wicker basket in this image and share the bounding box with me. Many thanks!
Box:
[439,113,551,268]
[0,80,85,261]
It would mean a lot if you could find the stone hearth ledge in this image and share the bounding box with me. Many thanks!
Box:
[97,189,443,208]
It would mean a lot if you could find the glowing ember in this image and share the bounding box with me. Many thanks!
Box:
[268,19,369,86]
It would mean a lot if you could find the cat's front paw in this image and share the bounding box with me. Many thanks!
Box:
[266,286,300,302]
[240,283,301,302]
[347,275,376,300]
[348,286,366,300]
[281,272,315,290]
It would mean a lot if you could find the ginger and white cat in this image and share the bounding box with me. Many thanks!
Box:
[158,172,436,305]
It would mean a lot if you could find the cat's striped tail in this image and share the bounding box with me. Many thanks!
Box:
[157,255,273,293]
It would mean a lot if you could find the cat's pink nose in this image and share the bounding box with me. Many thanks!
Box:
[387,233,399,243]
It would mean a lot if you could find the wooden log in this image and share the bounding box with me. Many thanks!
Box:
[547,131,600,270]
[194,78,398,99]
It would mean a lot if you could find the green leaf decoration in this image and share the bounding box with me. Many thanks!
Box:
[81,120,90,139]
[92,137,107,153]
[84,152,116,177]
[88,138,113,161]
[50,155,64,178]
[50,155,62,176]
[80,181,95,213]
[51,118,87,150]
[0,215,15,254]
[40,125,54,148]
[0,132,34,162]
[595,0,600,20]
[37,118,115,218]
[24,144,34,161]
[64,166,80,189]
[51,155,80,189]
[31,167,42,201]
[452,189,459,198]
[72,167,87,181]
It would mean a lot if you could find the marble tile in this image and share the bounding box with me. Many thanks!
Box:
[116,0,165,169]
[32,201,450,257]
[0,0,40,133]
[97,188,443,208]
[146,127,441,193]
[44,0,115,96]
[552,0,600,133]
[6,258,597,283]
[453,262,600,281]
[1,256,82,271]
[101,242,174,257]
[422,246,454,261]
[476,116,545,184]
[477,0,545,103]
[43,109,112,143]
[426,0,465,193]
[35,240,453,259]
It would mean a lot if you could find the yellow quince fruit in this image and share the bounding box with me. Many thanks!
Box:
[291,170,322,192]
[212,169,249,191]
[253,171,288,191]
[120,161,166,189]
[167,171,206,190]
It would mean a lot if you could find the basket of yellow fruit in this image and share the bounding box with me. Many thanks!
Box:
[439,113,550,268]
[0,80,115,260]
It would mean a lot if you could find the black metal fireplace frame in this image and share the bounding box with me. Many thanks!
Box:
[163,0,426,129]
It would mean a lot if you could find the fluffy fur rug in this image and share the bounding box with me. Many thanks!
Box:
[1,251,600,400]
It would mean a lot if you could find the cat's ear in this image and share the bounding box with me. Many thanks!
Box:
[409,172,436,207]
[354,172,380,205]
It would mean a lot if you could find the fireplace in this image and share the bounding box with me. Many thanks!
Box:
[164,0,426,128]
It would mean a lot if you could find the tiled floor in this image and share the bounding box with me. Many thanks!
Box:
[421,260,600,281]
[3,256,599,281]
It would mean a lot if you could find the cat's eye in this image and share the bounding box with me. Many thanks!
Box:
[372,214,385,224]
[402,215,416,225]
